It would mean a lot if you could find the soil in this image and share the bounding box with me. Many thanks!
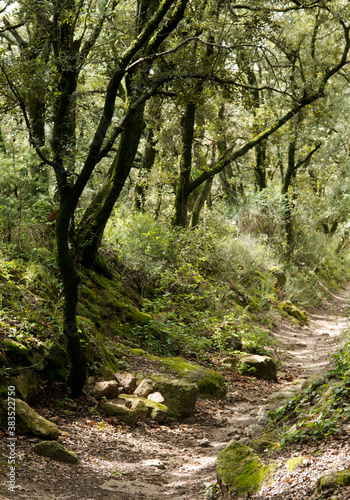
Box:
[1,286,350,500]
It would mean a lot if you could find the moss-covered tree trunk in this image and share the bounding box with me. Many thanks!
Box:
[55,190,87,397]
[172,101,196,227]
[134,126,157,211]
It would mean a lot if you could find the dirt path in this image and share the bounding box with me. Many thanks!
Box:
[1,287,350,500]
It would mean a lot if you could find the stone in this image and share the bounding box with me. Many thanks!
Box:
[9,370,38,400]
[147,392,164,403]
[232,354,277,382]
[119,394,168,423]
[269,266,286,289]
[316,470,350,493]
[114,371,137,394]
[31,441,79,464]
[140,459,166,469]
[134,378,158,398]
[216,441,276,499]
[101,397,148,424]
[148,373,198,419]
[0,399,59,439]
[279,300,308,325]
[91,380,120,400]
[199,438,211,448]
[157,357,226,399]
[96,366,115,380]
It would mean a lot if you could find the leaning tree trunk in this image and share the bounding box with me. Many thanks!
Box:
[78,102,146,267]
[190,176,213,228]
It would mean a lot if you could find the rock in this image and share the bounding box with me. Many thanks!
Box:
[157,357,226,398]
[147,392,164,403]
[1,339,32,365]
[9,370,38,400]
[140,459,166,469]
[216,441,276,499]
[31,441,79,464]
[316,470,350,493]
[231,354,277,381]
[114,371,137,394]
[148,373,198,419]
[96,366,115,380]
[0,399,59,439]
[134,378,158,398]
[248,436,279,454]
[91,380,120,400]
[279,300,308,325]
[269,267,286,289]
[119,394,168,423]
[102,398,148,424]
[199,438,211,448]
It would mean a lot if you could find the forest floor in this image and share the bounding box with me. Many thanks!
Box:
[1,286,350,500]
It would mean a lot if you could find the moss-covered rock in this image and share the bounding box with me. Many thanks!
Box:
[231,354,277,382]
[8,370,38,400]
[101,397,148,424]
[286,456,306,472]
[148,373,198,420]
[279,301,308,325]
[0,398,59,439]
[129,350,225,399]
[248,436,279,454]
[119,394,168,423]
[31,441,79,464]
[316,470,350,493]
[0,340,32,366]
[269,267,286,289]
[158,356,226,398]
[216,441,276,499]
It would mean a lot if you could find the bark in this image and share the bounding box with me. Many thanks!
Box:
[134,127,157,211]
[172,101,196,227]
[190,177,213,228]
[55,189,87,397]
[78,101,146,267]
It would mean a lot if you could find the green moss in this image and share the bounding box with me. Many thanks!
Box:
[216,441,276,498]
[286,456,306,472]
[31,441,79,463]
[0,340,32,366]
[158,356,226,398]
[249,437,279,454]
[279,301,308,325]
[316,470,350,492]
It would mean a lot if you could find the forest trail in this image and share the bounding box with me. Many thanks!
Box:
[2,286,350,500]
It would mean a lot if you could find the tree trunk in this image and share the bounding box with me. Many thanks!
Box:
[190,177,213,228]
[172,101,196,227]
[78,101,146,267]
[134,127,157,211]
[55,190,87,397]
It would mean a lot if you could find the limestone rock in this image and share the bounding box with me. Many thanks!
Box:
[134,378,158,398]
[0,399,59,439]
[119,394,168,423]
[232,354,277,382]
[216,441,276,499]
[31,441,79,464]
[114,371,137,394]
[102,397,148,424]
[91,380,120,400]
[316,470,350,493]
[147,392,164,403]
[148,373,198,419]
